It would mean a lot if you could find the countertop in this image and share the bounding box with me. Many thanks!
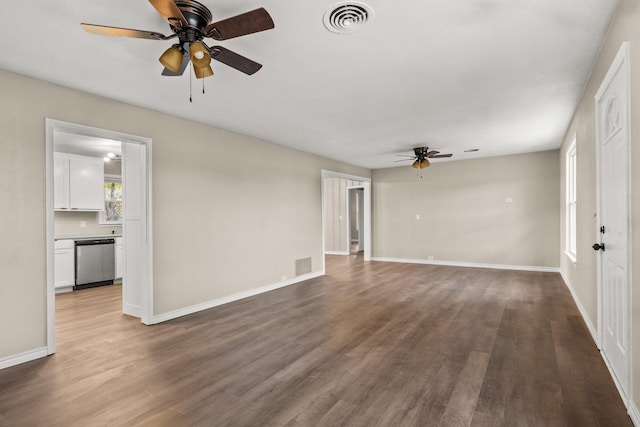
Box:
[55,234,122,241]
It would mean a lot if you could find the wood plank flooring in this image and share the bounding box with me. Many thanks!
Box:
[0,255,632,426]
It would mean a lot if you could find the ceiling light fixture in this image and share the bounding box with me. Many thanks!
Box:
[190,41,213,78]
[159,45,184,73]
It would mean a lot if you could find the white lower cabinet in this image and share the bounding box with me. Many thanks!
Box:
[54,240,75,291]
[115,237,123,280]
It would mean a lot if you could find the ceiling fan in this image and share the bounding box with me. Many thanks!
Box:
[396,147,453,169]
[81,0,274,79]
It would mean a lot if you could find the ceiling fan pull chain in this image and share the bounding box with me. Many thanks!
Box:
[189,63,193,103]
[203,78,205,94]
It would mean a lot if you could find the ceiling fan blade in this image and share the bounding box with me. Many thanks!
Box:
[393,159,413,162]
[81,23,166,40]
[429,154,453,158]
[209,46,262,75]
[206,8,274,40]
[148,0,188,27]
[161,53,189,76]
[426,150,440,157]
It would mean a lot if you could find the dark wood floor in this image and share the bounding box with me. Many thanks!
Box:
[0,255,632,426]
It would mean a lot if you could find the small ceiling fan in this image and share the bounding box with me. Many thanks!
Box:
[396,147,453,169]
[81,0,274,79]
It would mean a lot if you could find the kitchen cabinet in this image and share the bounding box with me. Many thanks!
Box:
[54,239,75,291]
[115,237,123,280]
[54,153,104,211]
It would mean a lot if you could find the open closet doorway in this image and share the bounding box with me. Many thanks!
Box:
[45,119,153,355]
[321,170,371,272]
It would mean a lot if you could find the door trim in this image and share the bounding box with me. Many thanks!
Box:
[594,41,632,406]
[45,119,154,355]
[321,170,371,274]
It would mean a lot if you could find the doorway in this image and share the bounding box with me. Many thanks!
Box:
[347,187,365,254]
[45,119,153,355]
[594,42,632,403]
[321,170,371,272]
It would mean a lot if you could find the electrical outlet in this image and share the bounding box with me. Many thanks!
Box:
[80,221,86,228]
[428,256,434,260]
[281,275,287,281]
[505,197,514,203]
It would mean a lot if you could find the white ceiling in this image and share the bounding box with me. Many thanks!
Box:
[0,0,618,169]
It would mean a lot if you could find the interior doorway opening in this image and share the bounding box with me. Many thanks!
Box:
[45,119,153,355]
[347,187,365,255]
[321,170,371,272]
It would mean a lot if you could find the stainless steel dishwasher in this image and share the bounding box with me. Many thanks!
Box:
[75,239,115,290]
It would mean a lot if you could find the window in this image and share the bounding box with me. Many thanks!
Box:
[566,138,577,261]
[100,175,123,225]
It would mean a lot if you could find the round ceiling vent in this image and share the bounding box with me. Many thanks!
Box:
[323,2,373,34]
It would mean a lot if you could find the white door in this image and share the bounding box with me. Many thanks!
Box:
[122,142,148,319]
[595,42,630,399]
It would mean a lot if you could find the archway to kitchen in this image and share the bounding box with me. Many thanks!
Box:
[44,119,153,355]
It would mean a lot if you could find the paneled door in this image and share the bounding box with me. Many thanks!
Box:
[595,42,631,400]
[122,142,148,319]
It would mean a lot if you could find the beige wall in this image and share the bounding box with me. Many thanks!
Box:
[372,150,560,267]
[323,178,362,253]
[559,0,640,411]
[0,69,369,359]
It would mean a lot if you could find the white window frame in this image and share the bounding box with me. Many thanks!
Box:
[565,137,577,262]
[99,174,123,226]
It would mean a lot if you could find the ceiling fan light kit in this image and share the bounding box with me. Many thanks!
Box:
[193,65,214,79]
[159,45,185,73]
[81,0,274,82]
[399,147,452,177]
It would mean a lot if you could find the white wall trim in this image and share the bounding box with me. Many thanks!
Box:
[151,271,324,324]
[629,400,640,426]
[324,250,350,256]
[371,257,560,273]
[0,347,48,370]
[560,270,599,346]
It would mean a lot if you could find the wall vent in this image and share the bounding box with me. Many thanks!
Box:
[295,257,312,276]
[323,2,373,34]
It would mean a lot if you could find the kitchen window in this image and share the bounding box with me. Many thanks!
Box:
[100,175,123,225]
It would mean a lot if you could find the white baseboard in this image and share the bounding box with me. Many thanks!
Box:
[0,347,48,370]
[559,271,598,345]
[123,304,142,319]
[324,251,349,256]
[630,400,640,426]
[152,271,324,324]
[370,257,560,273]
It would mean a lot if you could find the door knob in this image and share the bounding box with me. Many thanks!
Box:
[592,243,605,251]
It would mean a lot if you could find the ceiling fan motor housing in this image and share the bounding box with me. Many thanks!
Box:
[174,0,212,34]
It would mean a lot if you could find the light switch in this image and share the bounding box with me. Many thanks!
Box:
[80,221,86,228]
[416,214,420,220]
[505,198,514,203]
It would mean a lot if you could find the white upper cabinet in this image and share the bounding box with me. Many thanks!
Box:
[54,153,104,211]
